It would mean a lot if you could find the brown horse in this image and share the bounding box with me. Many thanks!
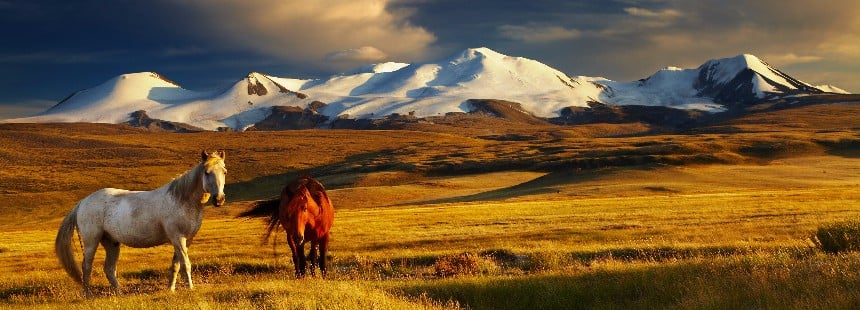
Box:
[238,175,334,277]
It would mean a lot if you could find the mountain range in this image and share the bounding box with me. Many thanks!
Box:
[3,47,850,131]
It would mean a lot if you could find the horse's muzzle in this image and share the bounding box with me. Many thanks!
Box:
[215,194,226,207]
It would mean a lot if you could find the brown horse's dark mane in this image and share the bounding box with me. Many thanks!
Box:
[285,175,329,211]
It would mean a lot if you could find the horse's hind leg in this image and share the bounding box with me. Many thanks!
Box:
[80,237,100,298]
[100,237,121,293]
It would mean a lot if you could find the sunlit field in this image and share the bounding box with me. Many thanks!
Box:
[1,103,859,308]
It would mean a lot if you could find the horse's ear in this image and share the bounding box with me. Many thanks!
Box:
[201,150,209,162]
[218,150,225,160]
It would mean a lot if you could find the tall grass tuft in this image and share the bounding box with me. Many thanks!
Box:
[523,251,571,272]
[433,252,499,278]
[815,220,860,253]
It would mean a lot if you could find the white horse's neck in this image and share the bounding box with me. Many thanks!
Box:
[166,164,206,210]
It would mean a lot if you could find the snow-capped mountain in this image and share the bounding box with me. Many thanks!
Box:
[693,54,831,104]
[24,71,309,130]
[599,54,847,111]
[270,47,606,120]
[3,48,848,131]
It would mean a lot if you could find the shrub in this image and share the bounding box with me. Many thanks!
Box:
[433,253,498,278]
[815,220,860,253]
[523,251,570,272]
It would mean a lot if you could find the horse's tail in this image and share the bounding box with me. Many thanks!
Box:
[237,198,281,243]
[55,203,82,286]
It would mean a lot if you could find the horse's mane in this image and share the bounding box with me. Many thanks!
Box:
[167,162,206,207]
[286,175,329,208]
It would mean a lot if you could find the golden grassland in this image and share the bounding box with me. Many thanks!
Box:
[1,103,859,308]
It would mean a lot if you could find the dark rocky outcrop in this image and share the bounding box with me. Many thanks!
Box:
[466,99,549,125]
[125,110,204,132]
[552,102,703,128]
[329,112,420,130]
[249,102,329,130]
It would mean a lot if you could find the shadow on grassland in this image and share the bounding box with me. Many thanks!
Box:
[398,168,618,206]
[819,138,860,158]
[225,149,402,202]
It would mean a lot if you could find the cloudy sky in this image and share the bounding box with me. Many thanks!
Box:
[1,0,858,119]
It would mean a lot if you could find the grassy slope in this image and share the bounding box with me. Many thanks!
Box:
[1,103,859,308]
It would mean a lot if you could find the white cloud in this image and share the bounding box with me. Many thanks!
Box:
[324,46,388,62]
[762,53,822,66]
[498,25,581,43]
[624,7,683,19]
[181,0,435,69]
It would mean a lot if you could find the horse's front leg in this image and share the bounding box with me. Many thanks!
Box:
[308,242,318,277]
[319,235,329,278]
[288,236,306,278]
[169,237,193,291]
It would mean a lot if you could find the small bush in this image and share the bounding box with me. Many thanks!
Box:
[815,220,860,253]
[523,251,570,272]
[337,255,414,279]
[433,253,498,278]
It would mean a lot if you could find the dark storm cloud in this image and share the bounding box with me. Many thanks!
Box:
[583,0,860,87]
[402,0,859,90]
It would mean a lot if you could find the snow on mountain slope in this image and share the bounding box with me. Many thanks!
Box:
[815,84,850,94]
[599,66,726,111]
[9,72,309,130]
[273,47,605,119]
[33,72,205,123]
[165,72,308,130]
[692,54,826,103]
[2,48,849,130]
[599,53,839,111]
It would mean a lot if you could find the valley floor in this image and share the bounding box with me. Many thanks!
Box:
[2,155,859,309]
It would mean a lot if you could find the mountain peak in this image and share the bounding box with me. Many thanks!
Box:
[343,62,410,75]
[447,47,508,64]
[246,71,271,79]
[114,72,181,87]
[468,46,503,56]
[733,53,763,64]
[693,53,827,102]
[697,53,776,86]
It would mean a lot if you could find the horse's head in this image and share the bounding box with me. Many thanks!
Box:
[200,150,227,207]
[285,187,316,244]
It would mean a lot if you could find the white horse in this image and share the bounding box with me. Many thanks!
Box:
[55,150,227,297]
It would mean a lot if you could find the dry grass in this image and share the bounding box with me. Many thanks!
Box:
[1,103,860,308]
